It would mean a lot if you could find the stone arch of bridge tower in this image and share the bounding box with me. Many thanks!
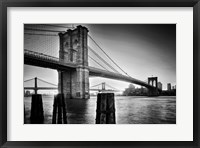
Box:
[102,82,106,90]
[147,77,159,96]
[58,25,89,99]
[148,77,158,88]
[153,80,156,87]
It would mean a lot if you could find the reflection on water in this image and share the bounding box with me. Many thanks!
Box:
[24,96,176,124]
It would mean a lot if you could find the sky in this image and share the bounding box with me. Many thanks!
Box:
[24,24,176,91]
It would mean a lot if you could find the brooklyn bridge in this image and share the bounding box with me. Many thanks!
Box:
[24,25,161,99]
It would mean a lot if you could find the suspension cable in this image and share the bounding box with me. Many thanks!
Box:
[42,24,74,29]
[88,47,120,74]
[24,78,35,82]
[24,27,63,33]
[88,55,109,71]
[25,33,58,36]
[37,78,58,86]
[105,83,118,90]
[91,83,103,88]
[24,26,131,77]
[88,34,131,77]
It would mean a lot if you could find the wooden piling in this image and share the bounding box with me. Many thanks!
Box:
[57,94,63,124]
[62,95,67,124]
[106,93,116,124]
[30,94,44,124]
[24,105,25,123]
[96,93,116,124]
[52,94,67,124]
[52,96,57,124]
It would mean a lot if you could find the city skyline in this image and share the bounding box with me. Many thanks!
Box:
[24,24,176,91]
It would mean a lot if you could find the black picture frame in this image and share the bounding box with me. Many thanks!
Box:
[0,0,199,147]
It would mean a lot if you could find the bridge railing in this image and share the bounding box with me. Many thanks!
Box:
[24,49,77,68]
[25,49,59,61]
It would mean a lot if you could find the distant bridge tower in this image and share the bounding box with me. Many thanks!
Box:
[58,25,89,99]
[102,82,106,91]
[34,77,38,94]
[148,77,159,96]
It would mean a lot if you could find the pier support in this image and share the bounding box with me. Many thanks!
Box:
[58,25,89,99]
[30,94,44,124]
[96,93,116,124]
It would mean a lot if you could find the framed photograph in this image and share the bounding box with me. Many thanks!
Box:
[0,0,199,147]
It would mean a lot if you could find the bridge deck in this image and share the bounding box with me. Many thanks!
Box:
[24,87,57,90]
[89,67,152,88]
[24,50,155,89]
[24,49,77,71]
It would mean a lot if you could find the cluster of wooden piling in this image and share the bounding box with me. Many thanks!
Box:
[30,94,44,124]
[96,93,116,124]
[28,93,116,124]
[52,94,67,124]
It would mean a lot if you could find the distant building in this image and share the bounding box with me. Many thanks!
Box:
[129,84,135,89]
[172,85,176,90]
[24,90,31,96]
[157,82,162,90]
[167,83,171,91]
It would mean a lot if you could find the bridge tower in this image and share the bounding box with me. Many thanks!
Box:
[58,25,89,99]
[148,77,159,96]
[34,77,38,94]
[102,82,106,90]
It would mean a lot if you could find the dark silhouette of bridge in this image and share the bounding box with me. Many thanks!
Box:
[24,25,160,99]
[24,77,120,94]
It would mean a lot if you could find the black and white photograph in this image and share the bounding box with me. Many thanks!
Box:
[24,24,176,124]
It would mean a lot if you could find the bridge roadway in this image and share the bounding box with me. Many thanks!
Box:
[24,87,57,90]
[90,89,120,92]
[24,49,155,89]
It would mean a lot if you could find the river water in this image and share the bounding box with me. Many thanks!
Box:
[24,96,176,124]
